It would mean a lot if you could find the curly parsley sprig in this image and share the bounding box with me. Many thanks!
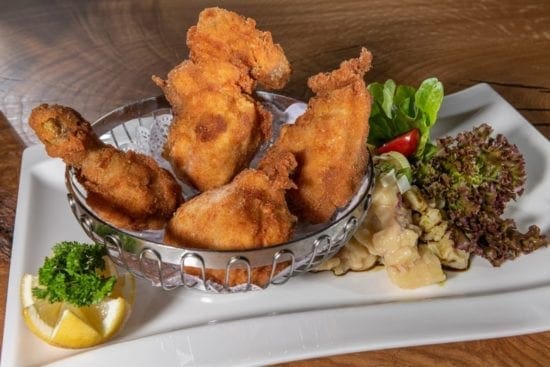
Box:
[32,241,116,307]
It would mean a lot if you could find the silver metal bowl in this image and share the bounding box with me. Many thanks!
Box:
[65,93,374,293]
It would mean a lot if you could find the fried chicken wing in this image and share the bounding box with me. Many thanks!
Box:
[164,162,296,251]
[259,48,373,223]
[153,59,271,191]
[187,7,291,89]
[164,151,296,287]
[153,7,291,191]
[29,104,183,231]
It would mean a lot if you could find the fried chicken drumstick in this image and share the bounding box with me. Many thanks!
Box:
[29,104,183,231]
[153,7,291,191]
[259,48,373,223]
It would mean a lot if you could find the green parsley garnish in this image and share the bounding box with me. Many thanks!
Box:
[32,241,116,307]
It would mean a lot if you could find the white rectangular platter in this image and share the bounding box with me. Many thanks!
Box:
[2,83,549,366]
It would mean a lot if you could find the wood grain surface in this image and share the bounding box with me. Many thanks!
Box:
[0,0,549,365]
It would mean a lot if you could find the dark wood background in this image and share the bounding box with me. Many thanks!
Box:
[1,0,549,365]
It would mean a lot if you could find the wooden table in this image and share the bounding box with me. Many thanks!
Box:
[1,1,549,365]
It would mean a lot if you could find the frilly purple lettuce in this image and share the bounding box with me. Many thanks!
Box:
[414,124,548,266]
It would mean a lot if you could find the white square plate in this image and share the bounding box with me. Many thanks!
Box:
[2,84,549,366]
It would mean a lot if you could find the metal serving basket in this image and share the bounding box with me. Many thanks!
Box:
[65,93,374,293]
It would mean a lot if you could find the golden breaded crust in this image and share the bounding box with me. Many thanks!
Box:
[153,7,291,191]
[259,48,372,223]
[154,60,271,191]
[187,7,291,89]
[29,104,102,166]
[29,104,183,230]
[164,169,296,250]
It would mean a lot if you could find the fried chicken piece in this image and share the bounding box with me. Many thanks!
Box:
[164,156,296,287]
[29,104,183,231]
[153,60,271,191]
[153,7,291,191]
[259,48,373,223]
[187,7,291,89]
[164,162,296,251]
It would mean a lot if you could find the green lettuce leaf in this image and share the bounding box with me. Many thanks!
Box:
[367,77,444,159]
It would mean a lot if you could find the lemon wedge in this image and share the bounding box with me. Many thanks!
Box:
[21,265,135,349]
